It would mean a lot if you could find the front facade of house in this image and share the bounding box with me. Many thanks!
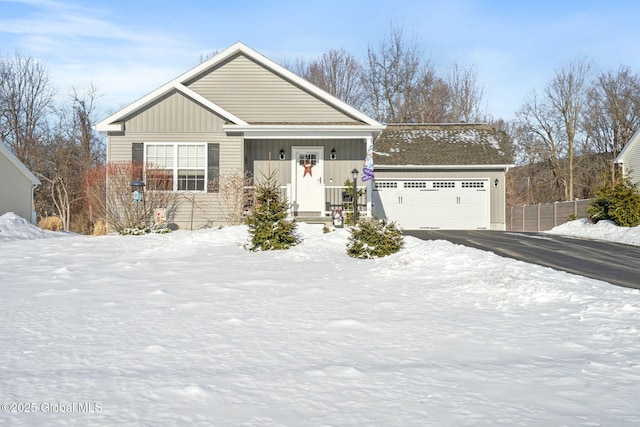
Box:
[617,129,640,184]
[97,42,383,229]
[0,143,40,224]
[97,43,511,231]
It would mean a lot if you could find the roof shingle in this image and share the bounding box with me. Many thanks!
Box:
[374,123,511,166]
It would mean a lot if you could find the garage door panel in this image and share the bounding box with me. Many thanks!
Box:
[374,180,489,230]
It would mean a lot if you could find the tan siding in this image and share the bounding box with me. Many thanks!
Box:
[0,154,33,221]
[106,132,243,230]
[123,90,225,133]
[187,54,361,124]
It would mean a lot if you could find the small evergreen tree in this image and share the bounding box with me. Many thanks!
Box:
[245,172,298,250]
[342,178,364,226]
[346,217,404,259]
[587,177,640,227]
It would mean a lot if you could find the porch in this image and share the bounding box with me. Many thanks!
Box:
[246,137,373,220]
[279,184,369,220]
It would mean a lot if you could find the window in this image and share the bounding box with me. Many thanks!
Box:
[462,181,485,188]
[145,143,206,191]
[298,152,317,166]
[375,181,398,189]
[433,181,455,188]
[404,181,427,188]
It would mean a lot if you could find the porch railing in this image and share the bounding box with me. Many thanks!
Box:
[277,185,368,217]
[324,186,367,216]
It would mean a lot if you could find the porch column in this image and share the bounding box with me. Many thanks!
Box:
[365,135,373,217]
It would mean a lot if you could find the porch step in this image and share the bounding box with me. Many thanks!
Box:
[295,215,332,225]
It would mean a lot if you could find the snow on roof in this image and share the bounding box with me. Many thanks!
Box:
[374,123,511,166]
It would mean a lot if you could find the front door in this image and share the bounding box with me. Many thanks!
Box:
[291,147,324,215]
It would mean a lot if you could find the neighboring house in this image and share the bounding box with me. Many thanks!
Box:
[617,129,640,184]
[96,42,512,231]
[372,124,513,230]
[0,143,40,224]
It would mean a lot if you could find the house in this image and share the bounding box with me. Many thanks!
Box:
[96,42,511,231]
[617,129,640,184]
[97,42,384,229]
[0,143,40,224]
[372,124,513,230]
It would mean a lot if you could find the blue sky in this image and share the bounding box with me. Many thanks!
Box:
[1,0,640,121]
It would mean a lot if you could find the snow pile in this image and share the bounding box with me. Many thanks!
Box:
[0,212,61,242]
[548,218,640,246]
[1,222,639,425]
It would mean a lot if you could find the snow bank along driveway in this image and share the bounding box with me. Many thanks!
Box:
[1,222,639,426]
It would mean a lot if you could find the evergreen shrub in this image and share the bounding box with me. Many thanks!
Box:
[245,172,298,251]
[346,217,404,259]
[587,177,640,227]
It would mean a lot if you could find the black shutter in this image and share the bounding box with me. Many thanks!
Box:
[132,143,144,180]
[207,143,219,193]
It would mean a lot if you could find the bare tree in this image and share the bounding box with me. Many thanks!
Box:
[361,25,431,123]
[0,53,54,168]
[71,84,104,169]
[215,169,254,225]
[413,69,450,123]
[547,58,592,200]
[85,162,180,233]
[296,48,365,109]
[447,62,486,123]
[583,66,640,183]
[517,57,592,201]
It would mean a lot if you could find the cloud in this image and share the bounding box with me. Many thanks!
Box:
[0,0,202,117]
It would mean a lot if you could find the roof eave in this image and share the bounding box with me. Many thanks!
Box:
[0,143,40,185]
[224,123,385,139]
[616,127,640,163]
[375,164,515,170]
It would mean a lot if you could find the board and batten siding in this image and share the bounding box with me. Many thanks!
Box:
[123,90,225,134]
[374,169,507,230]
[186,54,361,124]
[246,138,366,187]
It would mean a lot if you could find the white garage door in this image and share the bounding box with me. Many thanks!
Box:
[372,179,490,230]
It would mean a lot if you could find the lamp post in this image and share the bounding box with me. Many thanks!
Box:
[131,180,146,224]
[351,168,359,223]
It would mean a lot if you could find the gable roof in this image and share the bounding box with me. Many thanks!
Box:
[0,143,40,185]
[374,123,513,168]
[96,42,382,132]
[616,127,640,164]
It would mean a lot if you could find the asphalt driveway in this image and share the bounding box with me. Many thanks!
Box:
[405,230,640,290]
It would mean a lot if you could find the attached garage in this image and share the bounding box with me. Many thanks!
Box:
[373,179,490,230]
[371,124,513,231]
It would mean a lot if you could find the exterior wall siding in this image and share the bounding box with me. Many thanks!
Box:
[124,90,225,134]
[105,93,244,229]
[247,139,366,197]
[0,154,34,222]
[186,54,360,124]
[623,140,640,184]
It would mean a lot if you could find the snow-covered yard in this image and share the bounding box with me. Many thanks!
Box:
[1,213,639,426]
